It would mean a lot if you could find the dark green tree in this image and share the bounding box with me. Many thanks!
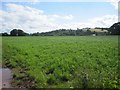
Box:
[109,22,120,35]
[10,29,18,36]
[2,32,9,36]
[10,29,27,36]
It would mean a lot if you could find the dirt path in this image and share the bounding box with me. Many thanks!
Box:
[0,68,13,89]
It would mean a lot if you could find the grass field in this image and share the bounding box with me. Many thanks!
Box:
[2,36,119,88]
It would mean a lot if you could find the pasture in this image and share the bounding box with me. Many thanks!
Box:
[2,36,119,88]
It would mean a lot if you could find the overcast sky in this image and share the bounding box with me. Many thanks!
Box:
[0,0,119,33]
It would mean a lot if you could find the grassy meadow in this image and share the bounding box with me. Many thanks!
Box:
[2,36,119,88]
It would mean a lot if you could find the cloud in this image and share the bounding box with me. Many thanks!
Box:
[50,14,74,20]
[90,15,118,27]
[50,15,118,29]
[55,15,118,29]
[117,1,120,21]
[1,4,74,33]
[62,15,74,20]
[6,4,44,14]
[0,3,118,33]
[56,15,118,29]
[27,0,39,5]
[28,0,39,2]
[108,0,119,9]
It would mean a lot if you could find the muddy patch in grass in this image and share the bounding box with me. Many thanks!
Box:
[0,68,13,89]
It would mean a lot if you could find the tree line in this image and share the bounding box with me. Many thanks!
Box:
[1,29,29,36]
[1,22,120,36]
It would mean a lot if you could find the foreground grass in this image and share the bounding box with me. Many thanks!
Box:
[2,36,119,88]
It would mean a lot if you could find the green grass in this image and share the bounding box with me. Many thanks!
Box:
[2,36,119,88]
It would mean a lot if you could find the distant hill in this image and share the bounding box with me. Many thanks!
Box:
[37,22,119,36]
[37,28,108,36]
[1,22,120,36]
